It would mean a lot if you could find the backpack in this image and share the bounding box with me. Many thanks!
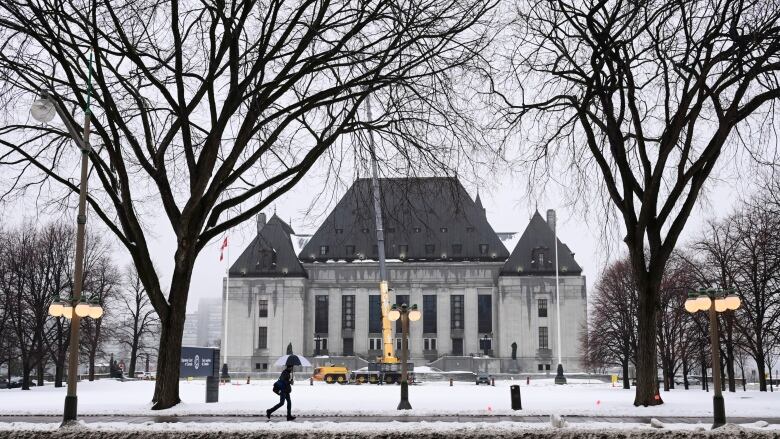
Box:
[272,379,284,395]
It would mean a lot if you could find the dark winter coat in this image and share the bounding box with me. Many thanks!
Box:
[278,368,293,393]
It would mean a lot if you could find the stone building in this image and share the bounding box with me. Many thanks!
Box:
[222,177,586,373]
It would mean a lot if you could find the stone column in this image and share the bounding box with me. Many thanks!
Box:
[437,291,451,355]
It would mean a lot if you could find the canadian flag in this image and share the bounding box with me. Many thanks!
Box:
[219,236,228,261]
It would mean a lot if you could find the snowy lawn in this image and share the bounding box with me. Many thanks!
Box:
[0,378,779,418]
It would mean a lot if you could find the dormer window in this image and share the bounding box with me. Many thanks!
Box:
[440,227,448,233]
[320,245,329,256]
[345,245,356,255]
[538,253,544,266]
[414,227,421,233]
[425,244,435,255]
[362,227,370,233]
[479,244,489,255]
[452,244,462,255]
[335,228,344,234]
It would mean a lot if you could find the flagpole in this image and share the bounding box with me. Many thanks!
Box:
[554,211,566,384]
[222,237,230,381]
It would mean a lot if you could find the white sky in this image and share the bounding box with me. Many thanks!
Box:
[3,134,759,314]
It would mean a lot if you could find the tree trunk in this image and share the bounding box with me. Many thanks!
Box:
[21,361,31,390]
[54,361,64,388]
[756,352,767,391]
[129,339,139,378]
[701,353,708,392]
[88,348,96,381]
[151,305,186,409]
[661,357,669,392]
[622,359,630,389]
[682,359,689,390]
[741,364,746,392]
[726,346,735,392]
[36,361,44,386]
[633,282,662,406]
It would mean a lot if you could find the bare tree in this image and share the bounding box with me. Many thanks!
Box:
[39,223,75,388]
[114,265,159,378]
[0,227,12,380]
[6,226,51,389]
[79,239,119,381]
[0,0,497,408]
[656,253,698,391]
[499,0,780,405]
[584,257,638,389]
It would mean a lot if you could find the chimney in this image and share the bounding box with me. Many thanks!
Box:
[257,212,267,234]
[546,209,556,232]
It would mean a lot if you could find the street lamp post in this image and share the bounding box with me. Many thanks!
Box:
[388,303,421,410]
[685,288,741,429]
[32,62,95,425]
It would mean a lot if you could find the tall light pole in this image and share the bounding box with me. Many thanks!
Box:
[31,53,95,425]
[684,288,741,428]
[388,303,421,410]
[551,210,566,385]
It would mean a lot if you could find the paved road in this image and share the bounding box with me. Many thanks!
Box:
[1,414,778,425]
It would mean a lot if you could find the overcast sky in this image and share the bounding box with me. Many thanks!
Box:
[3,135,759,314]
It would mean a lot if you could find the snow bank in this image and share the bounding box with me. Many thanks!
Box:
[0,422,776,438]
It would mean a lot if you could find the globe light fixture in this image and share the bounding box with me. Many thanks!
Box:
[61,303,73,320]
[695,294,711,311]
[724,294,741,310]
[30,92,57,123]
[684,297,699,313]
[714,298,728,313]
[88,298,104,319]
[388,304,401,322]
[408,304,421,322]
[49,296,64,317]
[74,297,91,318]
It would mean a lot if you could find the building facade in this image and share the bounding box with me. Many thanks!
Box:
[222,178,586,373]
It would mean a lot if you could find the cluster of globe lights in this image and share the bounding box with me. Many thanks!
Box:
[388,303,421,322]
[684,289,741,313]
[48,296,104,319]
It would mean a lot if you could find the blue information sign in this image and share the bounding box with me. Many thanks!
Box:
[180,346,220,377]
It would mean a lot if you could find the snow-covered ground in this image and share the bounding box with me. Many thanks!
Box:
[0,378,779,419]
[0,421,777,438]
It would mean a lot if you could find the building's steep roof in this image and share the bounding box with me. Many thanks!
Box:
[500,211,582,276]
[229,214,307,277]
[299,177,510,262]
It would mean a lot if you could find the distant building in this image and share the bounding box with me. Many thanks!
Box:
[183,298,223,348]
[182,312,200,347]
[222,177,586,373]
[196,298,223,347]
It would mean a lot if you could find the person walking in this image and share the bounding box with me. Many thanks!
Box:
[267,365,295,421]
